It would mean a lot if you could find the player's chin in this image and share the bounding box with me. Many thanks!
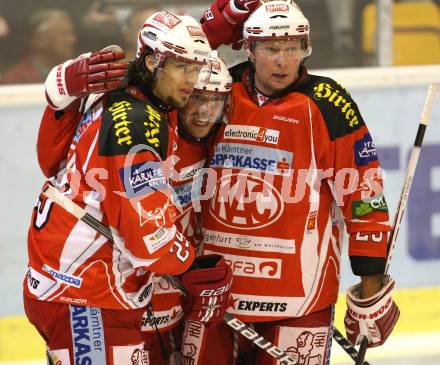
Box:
[174,93,192,108]
[189,123,213,138]
[270,78,293,91]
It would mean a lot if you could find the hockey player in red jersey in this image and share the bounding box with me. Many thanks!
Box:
[24,11,233,365]
[194,1,400,364]
[141,52,233,364]
[34,45,233,363]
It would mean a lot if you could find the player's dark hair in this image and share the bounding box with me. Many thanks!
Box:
[126,49,154,87]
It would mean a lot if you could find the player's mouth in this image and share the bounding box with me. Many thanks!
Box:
[180,88,193,96]
[272,73,288,81]
[193,119,210,127]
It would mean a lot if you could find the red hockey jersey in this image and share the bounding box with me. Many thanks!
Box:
[24,87,195,310]
[201,65,391,322]
[143,133,208,333]
[33,94,208,330]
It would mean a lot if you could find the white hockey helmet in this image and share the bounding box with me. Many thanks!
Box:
[136,11,212,66]
[243,1,312,57]
[179,52,232,129]
[194,51,232,94]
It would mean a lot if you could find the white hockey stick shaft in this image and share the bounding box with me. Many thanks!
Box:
[385,83,439,274]
[356,83,439,365]
[42,184,299,365]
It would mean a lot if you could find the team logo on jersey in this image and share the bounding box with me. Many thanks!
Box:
[354,132,378,166]
[119,161,168,198]
[210,173,284,230]
[205,250,282,279]
[223,125,280,145]
[210,143,293,176]
[352,193,388,218]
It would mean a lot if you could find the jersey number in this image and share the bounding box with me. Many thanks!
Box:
[33,195,54,230]
[170,232,191,263]
[355,232,384,243]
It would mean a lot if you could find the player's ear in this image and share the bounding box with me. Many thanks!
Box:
[245,43,255,62]
[145,54,155,73]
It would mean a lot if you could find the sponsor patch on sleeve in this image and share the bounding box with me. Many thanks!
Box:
[354,132,378,166]
[352,193,388,218]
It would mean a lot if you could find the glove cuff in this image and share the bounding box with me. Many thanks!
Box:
[224,0,250,25]
[347,276,395,307]
[45,61,77,111]
[230,0,248,14]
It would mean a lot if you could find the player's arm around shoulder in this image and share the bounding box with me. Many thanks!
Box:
[97,92,195,276]
[38,45,127,178]
[37,106,84,178]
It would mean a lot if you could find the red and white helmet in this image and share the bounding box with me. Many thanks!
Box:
[243,1,312,57]
[194,51,232,94]
[136,11,212,66]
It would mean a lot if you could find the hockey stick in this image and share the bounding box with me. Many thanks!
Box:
[355,83,439,365]
[42,184,369,364]
[42,184,299,365]
[333,327,369,365]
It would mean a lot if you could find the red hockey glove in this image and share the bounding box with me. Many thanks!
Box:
[182,254,232,326]
[344,275,400,348]
[45,45,127,111]
[201,0,260,49]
